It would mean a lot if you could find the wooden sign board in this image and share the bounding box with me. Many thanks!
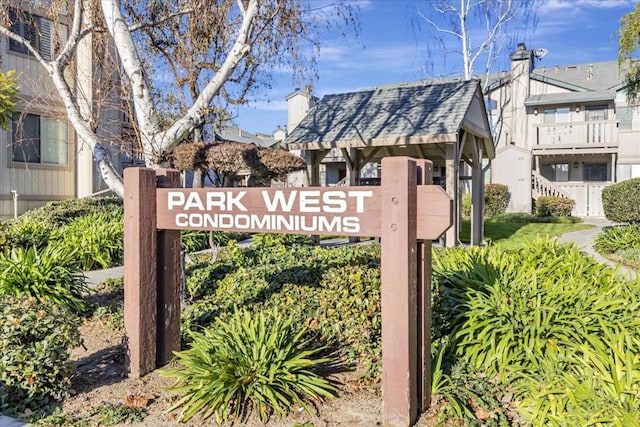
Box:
[124,157,453,427]
[156,186,451,240]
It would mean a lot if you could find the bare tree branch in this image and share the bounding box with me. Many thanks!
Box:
[128,8,193,32]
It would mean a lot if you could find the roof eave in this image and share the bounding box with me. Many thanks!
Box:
[530,74,590,92]
[285,133,459,151]
[524,94,615,107]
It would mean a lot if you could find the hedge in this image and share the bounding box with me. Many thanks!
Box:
[601,178,640,223]
[535,196,575,217]
[484,184,509,218]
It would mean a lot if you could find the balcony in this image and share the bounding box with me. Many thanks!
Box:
[534,121,618,152]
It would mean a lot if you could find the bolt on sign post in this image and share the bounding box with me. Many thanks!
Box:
[123,156,452,427]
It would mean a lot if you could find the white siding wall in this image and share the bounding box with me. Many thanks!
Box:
[0,18,75,218]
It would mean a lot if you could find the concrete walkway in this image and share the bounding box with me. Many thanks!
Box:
[0,416,28,427]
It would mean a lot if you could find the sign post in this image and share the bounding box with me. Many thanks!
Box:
[123,156,452,426]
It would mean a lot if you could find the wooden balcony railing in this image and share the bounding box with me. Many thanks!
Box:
[535,121,617,147]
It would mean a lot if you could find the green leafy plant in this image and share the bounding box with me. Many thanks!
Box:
[534,195,575,217]
[602,178,640,223]
[53,210,124,270]
[181,230,211,253]
[430,344,473,420]
[0,297,82,416]
[484,183,510,218]
[33,403,147,426]
[462,193,472,217]
[163,308,335,423]
[517,331,640,425]
[0,70,19,130]
[17,196,123,228]
[1,220,52,251]
[432,240,640,425]
[85,403,148,425]
[612,247,640,269]
[0,245,89,313]
[488,212,582,224]
[314,265,381,381]
[594,224,640,254]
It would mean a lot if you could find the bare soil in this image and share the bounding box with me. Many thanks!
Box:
[62,312,445,426]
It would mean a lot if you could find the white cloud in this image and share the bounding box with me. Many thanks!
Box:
[318,45,350,61]
[539,0,635,15]
[318,43,419,72]
[243,99,288,112]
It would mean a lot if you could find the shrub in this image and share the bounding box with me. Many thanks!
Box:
[432,240,640,425]
[484,183,509,218]
[0,196,123,258]
[181,230,211,253]
[181,231,251,253]
[517,331,640,424]
[461,193,472,217]
[594,224,640,254]
[18,196,123,228]
[602,178,640,223]
[162,309,335,423]
[0,245,89,313]
[53,210,124,270]
[534,195,575,217]
[489,212,582,224]
[614,247,640,268]
[1,220,52,251]
[315,265,381,381]
[0,297,82,416]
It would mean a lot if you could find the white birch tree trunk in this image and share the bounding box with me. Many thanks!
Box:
[0,0,259,196]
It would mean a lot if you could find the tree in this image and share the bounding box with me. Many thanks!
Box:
[0,70,19,130]
[0,0,357,196]
[619,2,640,104]
[414,0,538,153]
[170,141,305,187]
[415,0,539,86]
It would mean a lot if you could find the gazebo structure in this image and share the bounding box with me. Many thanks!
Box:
[283,79,495,246]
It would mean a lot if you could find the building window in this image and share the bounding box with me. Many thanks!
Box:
[8,8,52,60]
[12,113,68,165]
[585,105,608,121]
[617,106,640,130]
[584,163,607,182]
[543,107,570,124]
[541,163,569,182]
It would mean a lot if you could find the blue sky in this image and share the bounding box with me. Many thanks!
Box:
[233,0,638,135]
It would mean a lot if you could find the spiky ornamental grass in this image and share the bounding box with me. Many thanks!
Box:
[0,245,89,313]
[161,308,335,423]
[432,239,640,425]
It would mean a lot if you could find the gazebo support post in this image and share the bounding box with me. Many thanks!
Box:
[343,147,362,243]
[471,138,484,245]
[444,143,458,247]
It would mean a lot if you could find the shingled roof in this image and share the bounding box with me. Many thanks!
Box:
[284,79,492,153]
[531,61,621,92]
[486,59,622,89]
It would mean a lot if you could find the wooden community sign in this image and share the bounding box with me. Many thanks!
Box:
[123,156,452,427]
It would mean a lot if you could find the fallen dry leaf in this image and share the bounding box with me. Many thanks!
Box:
[124,393,155,408]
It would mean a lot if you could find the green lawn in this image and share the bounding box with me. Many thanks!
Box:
[460,218,594,250]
